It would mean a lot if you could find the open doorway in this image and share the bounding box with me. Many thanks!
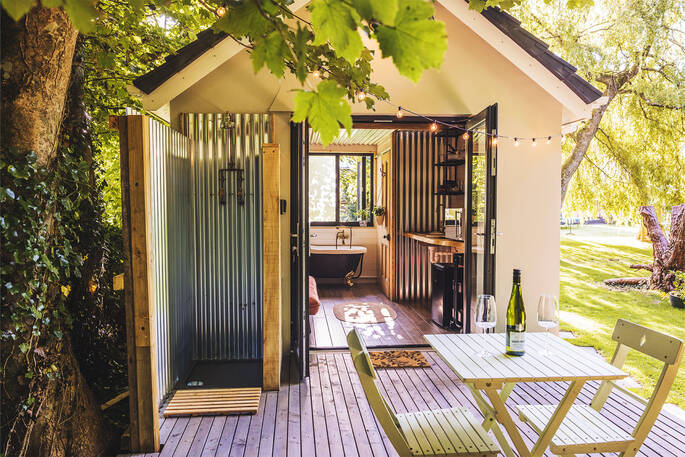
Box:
[292,108,498,354]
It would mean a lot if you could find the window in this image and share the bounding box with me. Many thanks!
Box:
[309,153,373,226]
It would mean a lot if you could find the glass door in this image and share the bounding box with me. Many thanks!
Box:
[464,104,497,333]
[290,121,310,378]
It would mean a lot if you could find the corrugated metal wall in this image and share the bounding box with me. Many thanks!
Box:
[147,116,194,402]
[393,131,452,302]
[181,113,271,361]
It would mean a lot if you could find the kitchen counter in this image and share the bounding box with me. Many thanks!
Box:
[403,232,464,251]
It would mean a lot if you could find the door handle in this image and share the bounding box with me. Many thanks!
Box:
[383,234,391,240]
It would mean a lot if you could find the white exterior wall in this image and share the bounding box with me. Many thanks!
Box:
[168,3,568,344]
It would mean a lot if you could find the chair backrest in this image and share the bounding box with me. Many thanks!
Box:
[347,329,413,457]
[590,319,684,456]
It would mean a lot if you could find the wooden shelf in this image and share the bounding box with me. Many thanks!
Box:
[404,232,465,250]
[435,190,464,196]
[435,159,465,167]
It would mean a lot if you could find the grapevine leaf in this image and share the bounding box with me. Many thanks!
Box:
[292,81,352,146]
[1,0,35,21]
[350,0,398,25]
[251,31,291,78]
[375,0,447,82]
[63,0,97,33]
[310,0,363,64]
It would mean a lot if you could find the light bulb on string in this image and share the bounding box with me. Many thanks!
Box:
[312,68,321,78]
[547,136,552,145]
[430,122,438,132]
[357,91,366,102]
[396,107,404,118]
[462,131,469,141]
[514,137,520,147]
[216,5,227,16]
[532,138,537,147]
[492,136,498,146]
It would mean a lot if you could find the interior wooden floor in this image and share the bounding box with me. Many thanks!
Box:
[122,351,685,457]
[310,283,452,348]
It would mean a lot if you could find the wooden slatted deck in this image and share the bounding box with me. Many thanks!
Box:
[122,351,685,457]
[310,284,451,348]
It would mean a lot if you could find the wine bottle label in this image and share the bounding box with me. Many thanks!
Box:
[509,331,525,352]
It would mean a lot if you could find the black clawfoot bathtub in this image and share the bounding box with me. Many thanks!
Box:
[309,245,367,284]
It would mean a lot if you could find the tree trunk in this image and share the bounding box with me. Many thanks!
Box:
[1,8,111,457]
[560,64,641,207]
[1,8,77,165]
[639,204,685,291]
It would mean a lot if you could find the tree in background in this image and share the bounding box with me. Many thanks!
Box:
[514,0,684,220]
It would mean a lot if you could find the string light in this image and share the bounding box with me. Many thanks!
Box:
[532,138,537,147]
[547,136,552,145]
[357,91,366,101]
[514,137,520,147]
[312,68,320,78]
[462,131,469,141]
[216,5,227,16]
[396,106,404,118]
[430,122,438,132]
[492,136,498,146]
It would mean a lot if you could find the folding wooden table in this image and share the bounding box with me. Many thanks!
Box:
[425,332,627,457]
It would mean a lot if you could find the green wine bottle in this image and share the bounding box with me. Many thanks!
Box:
[506,269,526,356]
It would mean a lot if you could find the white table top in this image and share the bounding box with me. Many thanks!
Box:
[425,333,627,386]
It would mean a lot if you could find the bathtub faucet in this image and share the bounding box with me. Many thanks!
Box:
[335,227,352,249]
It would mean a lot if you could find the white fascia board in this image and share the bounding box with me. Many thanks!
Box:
[438,0,596,120]
[135,0,310,111]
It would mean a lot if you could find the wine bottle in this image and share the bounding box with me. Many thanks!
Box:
[506,269,526,356]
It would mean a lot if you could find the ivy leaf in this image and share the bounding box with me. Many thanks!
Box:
[19,342,30,353]
[375,0,447,82]
[63,0,97,33]
[351,0,398,26]
[1,0,36,21]
[292,81,352,146]
[310,0,363,64]
[251,31,291,78]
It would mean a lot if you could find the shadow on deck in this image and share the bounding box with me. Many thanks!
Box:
[122,351,685,457]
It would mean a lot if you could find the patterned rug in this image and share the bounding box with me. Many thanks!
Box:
[333,302,397,323]
[369,350,431,368]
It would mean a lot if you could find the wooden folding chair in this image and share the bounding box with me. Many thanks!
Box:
[347,329,500,457]
[518,319,684,456]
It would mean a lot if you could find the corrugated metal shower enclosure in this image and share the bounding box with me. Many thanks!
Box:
[136,113,270,401]
[181,113,271,362]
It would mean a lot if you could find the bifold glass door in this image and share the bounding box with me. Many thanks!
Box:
[465,104,497,333]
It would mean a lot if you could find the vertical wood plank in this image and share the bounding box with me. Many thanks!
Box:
[122,114,160,452]
[262,143,281,390]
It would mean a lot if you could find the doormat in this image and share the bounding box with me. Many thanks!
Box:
[333,302,397,323]
[369,350,431,368]
[163,387,261,417]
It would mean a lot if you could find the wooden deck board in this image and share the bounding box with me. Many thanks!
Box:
[310,284,450,348]
[128,352,685,457]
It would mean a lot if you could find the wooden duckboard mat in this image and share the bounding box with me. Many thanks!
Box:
[163,388,261,417]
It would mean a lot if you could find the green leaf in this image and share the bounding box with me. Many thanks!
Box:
[251,31,291,78]
[351,0,398,25]
[63,0,96,33]
[310,0,363,63]
[1,0,36,21]
[375,0,447,82]
[19,342,30,353]
[292,81,352,146]
[293,25,312,83]
[42,0,63,7]
[214,0,271,38]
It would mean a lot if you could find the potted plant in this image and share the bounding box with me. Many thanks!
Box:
[373,206,385,225]
[356,208,370,226]
[670,270,685,309]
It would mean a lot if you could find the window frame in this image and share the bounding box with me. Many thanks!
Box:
[309,152,375,227]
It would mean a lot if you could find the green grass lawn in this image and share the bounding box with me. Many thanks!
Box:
[560,224,685,408]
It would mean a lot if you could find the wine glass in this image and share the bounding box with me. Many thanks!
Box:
[537,295,560,356]
[475,295,497,357]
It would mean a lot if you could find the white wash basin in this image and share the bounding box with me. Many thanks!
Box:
[310,245,367,255]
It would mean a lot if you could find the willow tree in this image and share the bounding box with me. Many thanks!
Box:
[515,0,684,215]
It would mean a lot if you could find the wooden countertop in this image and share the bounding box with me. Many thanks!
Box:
[404,232,464,250]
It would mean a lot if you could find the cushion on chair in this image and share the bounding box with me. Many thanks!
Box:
[308,275,320,315]
[517,404,634,455]
[397,407,500,456]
